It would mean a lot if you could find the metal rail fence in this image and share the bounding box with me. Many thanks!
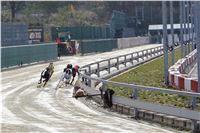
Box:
[81,45,163,78]
[51,26,112,41]
[79,45,200,132]
[1,23,28,47]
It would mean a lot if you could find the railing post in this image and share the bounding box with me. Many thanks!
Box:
[157,47,159,55]
[159,47,162,54]
[142,51,145,60]
[156,47,161,55]
[191,96,197,133]
[131,53,134,65]
[149,49,151,57]
[191,97,196,110]
[117,57,119,70]
[137,52,139,62]
[81,69,87,83]
[97,62,100,77]
[132,87,138,119]
[146,50,149,58]
[156,48,158,55]
[88,66,91,87]
[148,49,150,57]
[154,48,157,55]
[108,59,111,74]
[158,47,160,54]
[124,55,127,67]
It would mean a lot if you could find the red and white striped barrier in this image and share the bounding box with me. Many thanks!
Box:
[168,50,198,92]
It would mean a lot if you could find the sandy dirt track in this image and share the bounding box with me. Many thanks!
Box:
[1,44,185,133]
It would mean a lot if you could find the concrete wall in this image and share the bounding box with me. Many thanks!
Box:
[80,37,151,55]
[117,37,150,49]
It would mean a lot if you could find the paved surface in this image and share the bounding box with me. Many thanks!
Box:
[189,63,198,79]
[1,44,186,133]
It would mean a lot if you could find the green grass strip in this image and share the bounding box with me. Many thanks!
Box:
[110,48,200,109]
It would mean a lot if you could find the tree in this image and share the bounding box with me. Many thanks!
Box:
[6,1,25,22]
[49,4,98,26]
[9,1,16,22]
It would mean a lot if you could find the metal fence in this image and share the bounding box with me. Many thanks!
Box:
[51,26,112,41]
[80,39,118,55]
[81,74,200,121]
[110,10,127,30]
[79,45,200,132]
[81,45,163,81]
[1,43,57,68]
[1,23,28,47]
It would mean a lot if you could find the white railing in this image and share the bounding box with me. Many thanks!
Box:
[79,45,200,131]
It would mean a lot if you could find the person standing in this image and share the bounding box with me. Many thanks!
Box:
[56,37,61,59]
[75,41,79,54]
[70,64,80,85]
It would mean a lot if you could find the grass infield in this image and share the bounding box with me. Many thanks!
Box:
[110,48,200,110]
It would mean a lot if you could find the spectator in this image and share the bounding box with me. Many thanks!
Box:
[75,41,79,54]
